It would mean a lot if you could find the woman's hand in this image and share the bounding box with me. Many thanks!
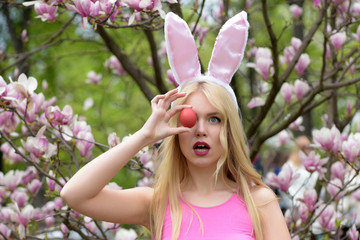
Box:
[140,89,191,144]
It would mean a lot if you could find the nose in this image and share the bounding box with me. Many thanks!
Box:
[195,119,207,137]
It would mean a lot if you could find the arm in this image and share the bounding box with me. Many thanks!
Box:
[252,186,291,240]
[60,89,191,228]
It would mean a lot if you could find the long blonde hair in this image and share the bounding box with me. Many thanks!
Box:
[150,81,267,240]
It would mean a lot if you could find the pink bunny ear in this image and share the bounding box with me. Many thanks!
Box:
[208,11,249,84]
[165,12,201,85]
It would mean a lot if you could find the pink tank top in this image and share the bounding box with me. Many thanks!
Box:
[162,193,255,239]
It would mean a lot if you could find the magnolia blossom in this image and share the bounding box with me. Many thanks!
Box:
[289,4,302,19]
[330,161,345,182]
[352,189,360,201]
[294,79,310,99]
[83,97,94,111]
[280,83,293,103]
[299,151,327,178]
[247,97,265,109]
[108,132,121,148]
[84,216,97,233]
[330,32,346,51]
[314,0,321,7]
[301,189,318,212]
[34,2,58,21]
[327,178,344,201]
[347,224,359,240]
[3,170,23,191]
[11,189,29,208]
[0,223,11,239]
[295,54,310,76]
[281,37,302,65]
[114,227,138,240]
[265,164,298,192]
[11,73,38,99]
[298,204,308,223]
[27,179,42,195]
[76,131,95,157]
[289,116,304,131]
[166,69,178,87]
[341,133,360,163]
[104,56,127,76]
[277,130,291,146]
[246,48,273,80]
[22,126,57,162]
[123,0,160,11]
[312,125,342,153]
[17,204,35,226]
[86,71,102,84]
[316,204,336,231]
[46,170,56,191]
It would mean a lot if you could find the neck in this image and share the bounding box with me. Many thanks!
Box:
[182,165,227,194]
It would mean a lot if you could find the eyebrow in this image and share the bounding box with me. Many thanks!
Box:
[207,112,221,116]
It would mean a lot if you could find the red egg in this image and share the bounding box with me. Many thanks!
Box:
[180,108,197,128]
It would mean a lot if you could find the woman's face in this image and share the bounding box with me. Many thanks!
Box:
[178,91,223,170]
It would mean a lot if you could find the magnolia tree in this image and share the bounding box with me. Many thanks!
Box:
[1,0,360,239]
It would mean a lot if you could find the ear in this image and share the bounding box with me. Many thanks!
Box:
[208,11,249,84]
[165,12,201,85]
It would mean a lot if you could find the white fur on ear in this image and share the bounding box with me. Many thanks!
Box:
[208,11,249,84]
[164,12,201,85]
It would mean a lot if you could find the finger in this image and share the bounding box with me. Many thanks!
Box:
[168,126,192,136]
[166,104,192,120]
[162,91,186,109]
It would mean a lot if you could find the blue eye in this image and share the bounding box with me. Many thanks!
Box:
[209,116,221,123]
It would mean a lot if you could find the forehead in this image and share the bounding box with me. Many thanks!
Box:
[184,91,218,113]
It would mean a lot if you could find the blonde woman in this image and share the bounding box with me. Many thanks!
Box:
[61,11,290,240]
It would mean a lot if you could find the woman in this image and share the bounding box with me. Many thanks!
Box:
[61,11,290,240]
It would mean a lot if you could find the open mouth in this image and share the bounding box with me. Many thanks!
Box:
[193,142,210,155]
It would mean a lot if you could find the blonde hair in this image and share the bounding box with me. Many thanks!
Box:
[150,81,267,240]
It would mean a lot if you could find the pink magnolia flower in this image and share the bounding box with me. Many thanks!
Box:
[115,228,138,240]
[83,97,94,111]
[108,132,121,148]
[34,2,58,21]
[27,179,42,195]
[289,4,302,19]
[327,178,344,201]
[76,131,95,157]
[104,56,127,76]
[298,204,308,223]
[295,53,310,76]
[277,130,291,146]
[330,32,346,51]
[0,110,20,135]
[314,0,321,7]
[341,133,360,163]
[3,170,23,191]
[0,223,11,239]
[316,204,336,231]
[22,126,57,162]
[280,83,293,103]
[299,151,327,178]
[347,224,359,240]
[11,189,29,208]
[86,71,102,84]
[61,223,69,237]
[46,170,56,191]
[45,104,73,126]
[84,216,97,233]
[45,216,55,228]
[247,97,265,109]
[289,116,304,131]
[347,99,352,114]
[17,204,35,226]
[65,0,100,17]
[11,73,38,99]
[294,79,310,99]
[265,164,298,192]
[0,142,23,163]
[330,161,345,182]
[301,189,318,212]
[312,125,342,153]
[247,48,273,80]
[22,166,37,185]
[123,0,160,11]
[166,69,178,87]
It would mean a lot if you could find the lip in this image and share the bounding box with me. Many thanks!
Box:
[193,141,211,156]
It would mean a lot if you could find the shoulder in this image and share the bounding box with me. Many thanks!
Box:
[250,185,277,207]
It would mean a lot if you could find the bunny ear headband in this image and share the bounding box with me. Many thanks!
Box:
[164,11,249,109]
